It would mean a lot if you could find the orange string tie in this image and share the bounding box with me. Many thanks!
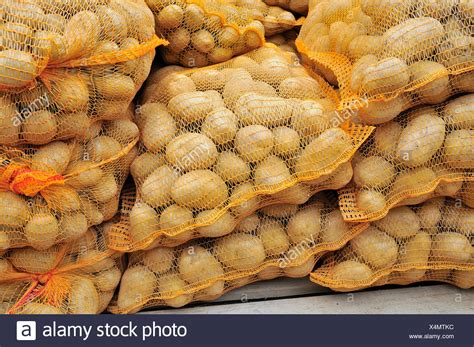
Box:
[1,164,65,197]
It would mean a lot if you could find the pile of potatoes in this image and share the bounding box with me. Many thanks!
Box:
[112,195,365,313]
[311,197,474,291]
[124,46,373,251]
[297,0,474,124]
[0,0,159,145]
[0,223,123,314]
[341,94,474,222]
[0,118,138,251]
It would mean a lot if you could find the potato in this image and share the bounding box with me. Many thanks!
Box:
[235,125,274,162]
[141,165,179,208]
[208,47,233,64]
[59,212,88,242]
[216,233,266,270]
[64,11,99,57]
[139,106,175,153]
[348,35,382,60]
[25,213,58,250]
[278,77,323,100]
[235,213,260,233]
[130,203,159,243]
[159,205,194,230]
[230,183,260,216]
[322,210,350,243]
[95,73,135,100]
[9,248,57,274]
[432,232,471,263]
[117,266,156,312]
[272,184,311,205]
[178,246,224,289]
[287,205,321,244]
[66,162,104,189]
[171,170,228,209]
[167,28,191,53]
[258,219,290,256]
[22,110,57,145]
[295,128,353,177]
[261,204,298,218]
[398,232,431,268]
[87,136,122,162]
[156,5,183,29]
[410,61,450,104]
[158,274,193,308]
[52,75,89,113]
[234,93,293,127]
[374,121,402,158]
[358,96,408,125]
[69,277,100,314]
[254,156,291,187]
[283,254,316,278]
[190,69,225,90]
[201,108,237,145]
[353,156,395,188]
[130,153,164,182]
[361,57,410,95]
[272,126,300,157]
[435,180,463,197]
[243,21,265,49]
[166,133,217,171]
[196,210,235,238]
[382,17,444,62]
[443,94,474,129]
[291,100,330,137]
[396,110,445,167]
[416,198,443,230]
[452,270,474,289]
[94,266,122,293]
[332,260,373,282]
[350,226,398,269]
[257,266,281,280]
[0,50,37,89]
[214,152,250,184]
[191,30,215,54]
[444,130,474,168]
[19,303,63,315]
[0,97,19,145]
[89,174,118,203]
[374,206,420,238]
[392,167,437,195]
[168,91,214,122]
[77,250,115,273]
[96,6,128,41]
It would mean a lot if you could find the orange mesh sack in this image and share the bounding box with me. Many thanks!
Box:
[107,45,374,252]
[109,193,368,313]
[0,118,138,252]
[0,221,124,314]
[311,196,474,291]
[0,0,165,146]
[296,0,474,125]
[338,94,474,223]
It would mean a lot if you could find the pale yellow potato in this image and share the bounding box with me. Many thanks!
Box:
[171,170,228,209]
[95,73,135,100]
[374,206,420,238]
[272,126,300,157]
[261,204,298,218]
[443,94,474,129]
[0,96,19,145]
[129,203,159,243]
[149,73,196,103]
[168,91,214,122]
[159,205,194,230]
[167,28,191,53]
[0,50,37,89]
[140,105,176,153]
[52,75,89,113]
[216,233,266,270]
[158,274,193,308]
[22,110,57,145]
[353,156,395,188]
[234,93,292,127]
[416,198,443,230]
[410,61,450,104]
[31,141,71,174]
[361,57,411,95]
[432,232,471,263]
[166,133,217,171]
[243,21,265,49]
[348,35,382,60]
[332,260,373,282]
[254,155,291,187]
[19,303,63,314]
[190,69,225,90]
[218,26,240,47]
[24,213,58,250]
[94,267,122,292]
[201,108,237,145]
[141,247,174,274]
[96,6,128,41]
[287,205,321,244]
[278,77,323,100]
[396,110,445,167]
[63,11,99,58]
[214,152,250,184]
[257,265,281,280]
[141,165,179,208]
[69,277,100,314]
[73,228,97,251]
[78,251,116,273]
[235,125,274,162]
[434,180,463,197]
[208,47,233,64]
[66,162,104,189]
[258,219,290,256]
[272,183,311,205]
[356,189,387,214]
[117,266,156,313]
[444,130,474,169]
[130,153,164,182]
[350,226,398,269]
[398,232,431,268]
[291,100,329,137]
[89,174,118,203]
[235,213,260,233]
[196,210,235,238]
[392,167,437,195]
[178,246,224,287]
[229,182,261,216]
[59,212,88,242]
[191,30,215,53]
[322,210,350,243]
[183,4,205,30]
[283,254,316,278]
[156,5,183,29]
[373,121,402,158]
[9,247,57,273]
[456,209,474,234]
[87,135,122,162]
[358,96,408,124]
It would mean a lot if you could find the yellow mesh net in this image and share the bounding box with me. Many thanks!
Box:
[263,0,309,15]
[106,45,374,252]
[338,94,474,222]
[296,0,474,124]
[311,196,474,291]
[109,192,368,313]
[148,0,301,67]
[0,0,166,145]
[0,220,124,314]
[0,118,138,251]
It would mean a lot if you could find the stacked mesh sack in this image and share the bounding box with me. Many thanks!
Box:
[0,219,124,314]
[146,0,301,67]
[296,0,474,124]
[0,0,165,145]
[109,191,368,313]
[105,45,374,252]
[311,194,474,291]
[337,94,473,222]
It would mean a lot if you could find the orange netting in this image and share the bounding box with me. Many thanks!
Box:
[106,45,374,252]
[0,0,166,145]
[109,192,368,313]
[296,0,474,124]
[311,196,474,291]
[0,118,138,251]
[338,94,474,222]
[0,220,124,314]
